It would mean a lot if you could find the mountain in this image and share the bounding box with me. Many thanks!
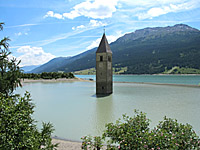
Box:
[21,65,40,73]
[31,57,70,73]
[31,24,200,74]
[31,49,96,73]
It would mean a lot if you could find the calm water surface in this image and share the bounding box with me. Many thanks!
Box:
[15,75,200,141]
[76,74,200,85]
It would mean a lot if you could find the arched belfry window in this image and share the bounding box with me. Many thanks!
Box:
[100,56,103,61]
[108,56,111,62]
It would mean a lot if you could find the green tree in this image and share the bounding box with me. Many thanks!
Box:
[0,92,57,149]
[82,110,200,149]
[0,23,57,149]
[0,23,21,97]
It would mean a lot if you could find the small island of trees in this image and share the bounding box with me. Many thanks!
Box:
[21,72,74,80]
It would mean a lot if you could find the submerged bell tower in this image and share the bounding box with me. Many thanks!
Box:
[96,33,113,95]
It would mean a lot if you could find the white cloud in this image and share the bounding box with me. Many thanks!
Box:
[64,0,118,19]
[44,11,64,19]
[77,25,85,29]
[44,0,199,21]
[72,24,85,30]
[107,31,123,43]
[72,26,76,30]
[89,20,107,27]
[72,20,107,30]
[137,7,170,19]
[63,10,80,19]
[133,0,199,19]
[15,32,22,36]
[15,32,28,36]
[86,31,123,50]
[44,0,118,20]
[17,46,55,67]
[86,38,101,50]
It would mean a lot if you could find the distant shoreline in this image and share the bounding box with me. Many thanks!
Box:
[21,77,200,88]
[114,81,200,88]
[21,77,90,84]
[124,74,200,76]
[75,74,200,76]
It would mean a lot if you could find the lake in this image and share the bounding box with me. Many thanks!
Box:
[76,74,200,85]
[15,75,200,141]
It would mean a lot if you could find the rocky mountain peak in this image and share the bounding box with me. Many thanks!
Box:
[116,24,199,43]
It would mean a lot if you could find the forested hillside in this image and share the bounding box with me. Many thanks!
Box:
[31,24,200,74]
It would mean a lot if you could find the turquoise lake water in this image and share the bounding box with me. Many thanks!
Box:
[76,74,200,85]
[15,75,200,141]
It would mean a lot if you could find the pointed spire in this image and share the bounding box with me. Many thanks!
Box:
[96,33,112,53]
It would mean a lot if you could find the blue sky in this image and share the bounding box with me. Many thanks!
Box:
[1,0,200,66]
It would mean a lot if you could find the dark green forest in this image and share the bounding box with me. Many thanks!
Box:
[113,32,200,74]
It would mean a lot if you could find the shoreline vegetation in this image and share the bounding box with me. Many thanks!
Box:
[21,72,74,80]
[75,72,200,76]
[21,77,87,83]
[74,66,200,75]
[21,77,200,88]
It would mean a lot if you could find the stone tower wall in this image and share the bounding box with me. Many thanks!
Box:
[96,52,112,94]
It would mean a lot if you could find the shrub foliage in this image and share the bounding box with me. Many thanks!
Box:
[0,92,57,149]
[81,110,200,150]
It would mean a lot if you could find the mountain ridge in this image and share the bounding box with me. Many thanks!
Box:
[116,24,199,44]
[21,65,40,73]
[30,24,200,74]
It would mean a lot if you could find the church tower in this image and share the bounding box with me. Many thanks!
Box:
[96,33,113,95]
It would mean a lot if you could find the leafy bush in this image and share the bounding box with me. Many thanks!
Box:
[81,136,103,150]
[81,110,200,149]
[0,92,57,149]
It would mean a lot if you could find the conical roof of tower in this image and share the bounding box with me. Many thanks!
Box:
[96,33,112,53]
